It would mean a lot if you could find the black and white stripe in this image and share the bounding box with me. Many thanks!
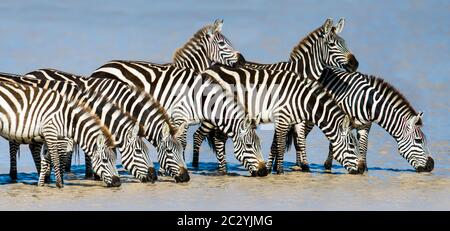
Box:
[315,67,434,172]
[193,65,361,174]
[24,69,190,182]
[91,61,268,177]
[0,81,120,188]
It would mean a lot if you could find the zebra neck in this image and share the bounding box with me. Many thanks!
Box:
[289,55,325,79]
[172,44,210,72]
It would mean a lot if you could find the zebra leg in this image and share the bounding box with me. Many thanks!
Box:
[192,123,213,168]
[47,140,63,188]
[213,131,228,174]
[65,151,73,172]
[357,125,371,172]
[274,124,290,174]
[41,145,51,183]
[9,141,20,181]
[292,122,314,172]
[324,143,334,171]
[266,132,279,173]
[29,143,42,175]
[85,152,93,179]
[38,152,52,186]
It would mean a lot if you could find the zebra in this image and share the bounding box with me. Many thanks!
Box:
[0,73,155,183]
[192,18,360,171]
[89,21,267,176]
[23,69,190,182]
[91,62,268,176]
[312,67,434,172]
[0,81,120,188]
[171,19,245,72]
[191,64,361,174]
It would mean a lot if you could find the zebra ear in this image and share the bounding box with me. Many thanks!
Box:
[254,113,262,125]
[162,122,171,140]
[334,18,345,34]
[174,122,187,138]
[409,112,424,127]
[96,134,106,148]
[341,115,352,134]
[213,19,224,33]
[131,124,140,138]
[323,18,334,35]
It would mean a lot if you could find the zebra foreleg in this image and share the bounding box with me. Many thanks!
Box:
[357,125,371,172]
[9,141,20,181]
[38,152,51,186]
[324,143,333,172]
[192,125,211,168]
[273,124,290,174]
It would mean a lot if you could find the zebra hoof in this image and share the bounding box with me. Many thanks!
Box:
[56,182,64,188]
[9,172,17,182]
[301,163,310,172]
[323,161,332,171]
[217,170,227,176]
[44,175,51,183]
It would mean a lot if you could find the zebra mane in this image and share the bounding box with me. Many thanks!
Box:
[172,23,215,63]
[368,75,418,115]
[289,25,325,61]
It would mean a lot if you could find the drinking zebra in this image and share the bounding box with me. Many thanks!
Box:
[192,18,360,171]
[90,21,267,176]
[192,64,361,174]
[312,67,434,172]
[0,81,120,188]
[23,70,190,182]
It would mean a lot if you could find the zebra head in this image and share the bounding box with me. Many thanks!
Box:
[330,115,360,174]
[122,124,156,183]
[320,18,359,72]
[232,114,268,177]
[157,122,190,183]
[91,134,121,187]
[204,19,245,67]
[397,112,434,172]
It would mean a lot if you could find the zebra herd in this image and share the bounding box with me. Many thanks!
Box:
[0,18,434,188]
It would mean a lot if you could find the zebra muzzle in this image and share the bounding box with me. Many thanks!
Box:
[174,167,190,183]
[416,156,434,173]
[107,175,121,187]
[251,161,269,177]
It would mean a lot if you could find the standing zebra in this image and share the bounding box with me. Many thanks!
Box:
[192,65,361,174]
[0,81,120,188]
[23,70,190,182]
[90,21,268,176]
[192,18,359,171]
[0,73,157,182]
[311,67,434,172]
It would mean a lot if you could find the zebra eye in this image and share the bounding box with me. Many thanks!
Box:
[415,138,423,144]
[328,42,336,46]
[218,41,226,46]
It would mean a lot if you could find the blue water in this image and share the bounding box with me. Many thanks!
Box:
[0,0,448,210]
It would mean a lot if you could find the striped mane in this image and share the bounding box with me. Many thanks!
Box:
[368,75,418,115]
[289,25,324,61]
[172,23,214,62]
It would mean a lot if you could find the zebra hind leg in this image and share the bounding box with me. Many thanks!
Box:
[9,141,20,182]
[212,131,228,174]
